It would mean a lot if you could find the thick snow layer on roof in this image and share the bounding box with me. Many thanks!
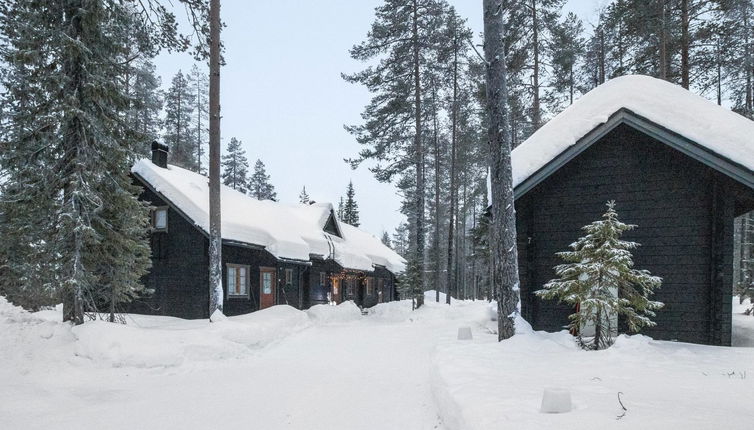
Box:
[132,160,405,274]
[513,75,754,188]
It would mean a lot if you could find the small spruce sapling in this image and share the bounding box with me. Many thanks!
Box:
[536,201,663,350]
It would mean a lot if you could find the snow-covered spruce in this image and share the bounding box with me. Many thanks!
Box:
[536,201,663,350]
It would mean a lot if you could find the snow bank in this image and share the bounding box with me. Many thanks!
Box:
[306,301,363,324]
[132,160,405,274]
[513,75,754,189]
[73,305,311,368]
[432,322,754,430]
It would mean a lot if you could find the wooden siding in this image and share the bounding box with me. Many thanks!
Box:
[516,124,742,345]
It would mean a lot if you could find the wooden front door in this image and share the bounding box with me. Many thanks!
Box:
[259,267,276,309]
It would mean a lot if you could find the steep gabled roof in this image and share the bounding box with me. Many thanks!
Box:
[513,75,754,198]
[132,160,405,274]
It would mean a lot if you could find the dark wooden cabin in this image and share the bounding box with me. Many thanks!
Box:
[128,142,402,319]
[511,76,754,346]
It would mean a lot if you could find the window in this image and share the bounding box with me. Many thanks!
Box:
[346,279,355,297]
[227,264,250,298]
[378,279,385,303]
[152,206,168,231]
[366,277,374,296]
[320,272,326,287]
[285,268,294,287]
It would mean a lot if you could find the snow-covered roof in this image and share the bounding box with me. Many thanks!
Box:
[132,160,405,274]
[513,75,754,193]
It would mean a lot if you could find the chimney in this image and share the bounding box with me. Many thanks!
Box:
[151,141,169,168]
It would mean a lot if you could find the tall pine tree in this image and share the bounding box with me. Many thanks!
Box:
[342,180,360,227]
[163,70,197,170]
[249,159,277,201]
[221,137,250,193]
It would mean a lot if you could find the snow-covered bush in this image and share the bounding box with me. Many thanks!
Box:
[536,201,663,350]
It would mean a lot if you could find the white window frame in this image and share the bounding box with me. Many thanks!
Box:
[366,277,374,296]
[227,264,250,298]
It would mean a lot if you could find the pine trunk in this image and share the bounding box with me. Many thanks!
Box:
[446,39,459,306]
[484,0,520,341]
[208,0,223,318]
[531,0,541,130]
[433,84,441,303]
[412,0,425,308]
[681,0,690,89]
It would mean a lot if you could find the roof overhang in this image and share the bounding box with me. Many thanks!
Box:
[514,108,754,199]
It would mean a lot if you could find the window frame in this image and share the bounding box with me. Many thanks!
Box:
[320,272,326,287]
[365,277,374,296]
[285,268,294,287]
[151,206,169,232]
[226,263,251,299]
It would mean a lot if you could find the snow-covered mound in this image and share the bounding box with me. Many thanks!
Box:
[306,301,362,324]
[513,75,754,188]
[132,160,405,274]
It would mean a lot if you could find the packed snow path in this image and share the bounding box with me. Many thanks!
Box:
[1,300,461,430]
[3,295,754,430]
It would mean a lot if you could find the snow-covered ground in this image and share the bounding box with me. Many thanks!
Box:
[2,293,753,429]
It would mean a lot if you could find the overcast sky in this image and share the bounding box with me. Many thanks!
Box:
[154,0,601,238]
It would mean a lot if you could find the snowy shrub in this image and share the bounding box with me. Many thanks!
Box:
[536,201,663,350]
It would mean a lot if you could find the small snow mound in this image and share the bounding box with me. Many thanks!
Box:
[210,309,227,322]
[307,301,362,324]
[514,314,533,335]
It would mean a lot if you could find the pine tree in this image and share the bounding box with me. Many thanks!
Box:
[342,180,360,227]
[249,159,277,201]
[392,221,410,257]
[188,64,209,173]
[344,0,447,308]
[163,70,197,170]
[337,197,345,219]
[221,137,249,193]
[299,186,310,204]
[547,12,585,108]
[129,59,163,156]
[381,231,392,248]
[484,0,520,341]
[0,0,207,322]
[536,201,664,350]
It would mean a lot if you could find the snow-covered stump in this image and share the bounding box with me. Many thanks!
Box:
[457,327,473,340]
[540,387,572,413]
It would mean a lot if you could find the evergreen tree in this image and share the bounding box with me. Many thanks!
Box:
[163,70,197,170]
[381,231,392,248]
[299,186,310,204]
[337,196,345,219]
[392,221,410,257]
[536,201,664,350]
[249,159,277,201]
[547,12,585,108]
[344,0,448,308]
[221,137,249,193]
[0,0,207,322]
[129,59,163,156]
[342,180,360,226]
[485,0,520,340]
[188,64,209,173]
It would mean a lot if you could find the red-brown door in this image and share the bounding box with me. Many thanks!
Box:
[259,267,276,309]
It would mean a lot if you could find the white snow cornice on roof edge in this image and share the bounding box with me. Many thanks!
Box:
[512,75,754,190]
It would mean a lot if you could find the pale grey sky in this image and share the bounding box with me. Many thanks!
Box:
[154,0,600,238]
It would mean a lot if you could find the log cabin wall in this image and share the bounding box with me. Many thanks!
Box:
[516,123,739,345]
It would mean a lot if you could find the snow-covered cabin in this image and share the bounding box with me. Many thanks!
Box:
[513,75,754,346]
[129,143,405,319]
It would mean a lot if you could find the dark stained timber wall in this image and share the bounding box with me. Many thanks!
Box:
[516,124,739,345]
